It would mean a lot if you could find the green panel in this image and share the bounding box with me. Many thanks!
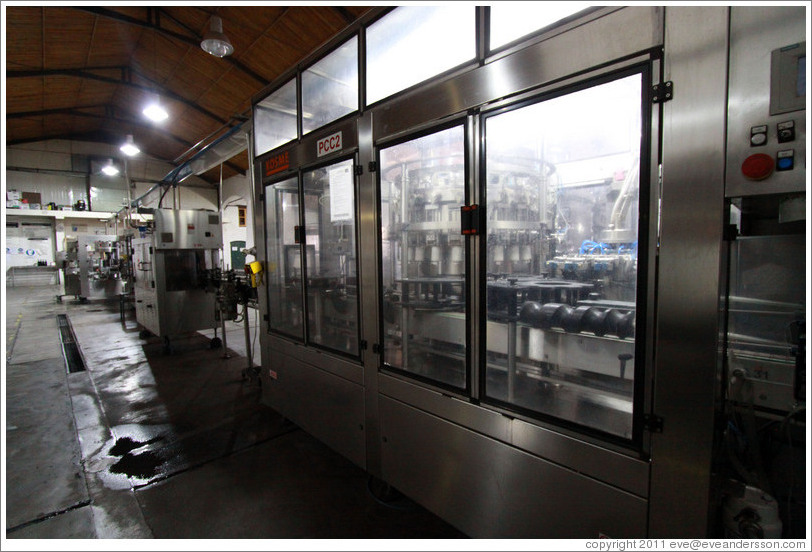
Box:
[230,240,246,269]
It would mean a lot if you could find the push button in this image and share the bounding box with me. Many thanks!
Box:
[750,125,768,147]
[741,153,775,180]
[776,150,794,171]
[777,120,795,143]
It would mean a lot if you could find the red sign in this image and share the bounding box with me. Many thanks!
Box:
[264,151,290,177]
[316,131,342,157]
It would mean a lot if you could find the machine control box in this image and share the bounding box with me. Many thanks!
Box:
[153,209,223,250]
[726,7,805,197]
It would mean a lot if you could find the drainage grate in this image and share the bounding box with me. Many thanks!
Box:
[57,314,86,373]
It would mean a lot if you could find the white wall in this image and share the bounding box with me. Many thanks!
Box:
[219,173,254,269]
[5,220,55,268]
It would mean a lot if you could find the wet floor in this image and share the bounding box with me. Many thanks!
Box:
[4,284,466,543]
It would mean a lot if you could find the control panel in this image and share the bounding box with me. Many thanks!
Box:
[726,7,806,197]
[152,209,223,250]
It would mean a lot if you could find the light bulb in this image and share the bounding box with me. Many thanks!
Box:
[102,162,120,176]
[143,101,168,122]
[120,135,140,156]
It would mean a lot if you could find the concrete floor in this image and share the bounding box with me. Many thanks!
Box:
[3,284,466,543]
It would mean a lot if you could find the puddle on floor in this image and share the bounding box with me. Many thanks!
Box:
[109,450,163,479]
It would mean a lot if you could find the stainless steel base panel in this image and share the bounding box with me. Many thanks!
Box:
[379,396,648,538]
[260,346,366,469]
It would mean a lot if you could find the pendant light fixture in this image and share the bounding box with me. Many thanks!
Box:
[101,159,120,176]
[200,15,234,58]
[143,92,169,122]
[120,134,140,156]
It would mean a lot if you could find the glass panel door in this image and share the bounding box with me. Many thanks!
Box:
[483,73,644,439]
[302,158,360,356]
[264,176,305,339]
[379,125,467,389]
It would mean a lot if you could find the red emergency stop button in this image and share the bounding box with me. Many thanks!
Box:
[741,153,775,180]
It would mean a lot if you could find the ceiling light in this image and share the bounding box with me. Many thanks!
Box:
[120,134,140,156]
[143,94,169,122]
[200,16,234,58]
[101,159,120,176]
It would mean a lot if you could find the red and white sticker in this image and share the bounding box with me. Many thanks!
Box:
[316,131,342,157]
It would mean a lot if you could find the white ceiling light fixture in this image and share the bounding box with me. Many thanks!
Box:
[120,134,140,156]
[143,93,169,123]
[101,159,120,176]
[200,15,234,58]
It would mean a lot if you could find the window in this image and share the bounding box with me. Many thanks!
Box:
[254,79,298,156]
[238,206,247,227]
[302,37,359,135]
[302,158,360,356]
[366,6,475,105]
[378,125,467,389]
[483,73,644,439]
[489,3,591,51]
[264,177,304,339]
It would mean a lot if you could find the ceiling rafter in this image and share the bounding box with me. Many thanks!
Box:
[7,104,110,119]
[7,67,231,126]
[8,124,245,181]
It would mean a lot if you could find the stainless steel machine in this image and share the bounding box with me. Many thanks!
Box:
[132,209,223,351]
[251,6,807,538]
[60,233,127,301]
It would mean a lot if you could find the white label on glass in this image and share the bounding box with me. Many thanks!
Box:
[329,165,353,222]
[317,131,343,157]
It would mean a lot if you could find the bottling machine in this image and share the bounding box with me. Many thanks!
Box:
[132,209,223,350]
[251,5,807,538]
[60,233,127,302]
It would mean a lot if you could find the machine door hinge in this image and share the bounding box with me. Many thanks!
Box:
[644,414,664,433]
[294,225,303,244]
[259,192,265,202]
[372,343,382,354]
[651,81,674,104]
[723,223,739,242]
[359,340,368,350]
[263,314,269,322]
[368,161,378,173]
[354,164,364,176]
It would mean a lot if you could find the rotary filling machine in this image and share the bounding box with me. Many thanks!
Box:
[251,6,807,538]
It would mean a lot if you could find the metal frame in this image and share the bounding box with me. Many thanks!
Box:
[648,6,730,537]
[476,62,655,451]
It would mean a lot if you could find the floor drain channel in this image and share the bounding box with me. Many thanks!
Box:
[57,314,86,373]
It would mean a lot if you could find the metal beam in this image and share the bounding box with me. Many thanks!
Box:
[72,6,269,85]
[7,106,193,151]
[7,67,229,126]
